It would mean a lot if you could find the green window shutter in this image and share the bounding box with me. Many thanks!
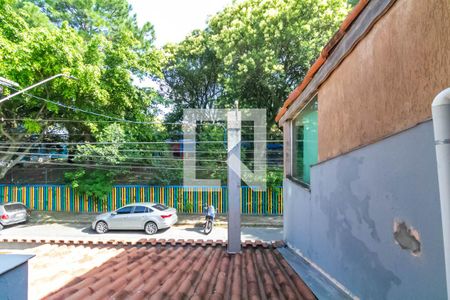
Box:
[293,97,318,184]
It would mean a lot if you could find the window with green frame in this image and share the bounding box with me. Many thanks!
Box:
[292,97,318,185]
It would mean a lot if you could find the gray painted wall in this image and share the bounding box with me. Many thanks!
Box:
[284,120,447,299]
[0,263,29,300]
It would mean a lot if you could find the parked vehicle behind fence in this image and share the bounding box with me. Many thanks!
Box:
[92,203,178,235]
[0,202,31,230]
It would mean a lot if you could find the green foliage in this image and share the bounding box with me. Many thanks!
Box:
[161,0,351,187]
[182,202,194,213]
[23,119,42,134]
[195,123,227,183]
[266,169,283,187]
[74,123,126,164]
[1,0,355,187]
[0,0,163,179]
[64,169,115,208]
[161,0,351,126]
[162,31,224,123]
[0,0,161,125]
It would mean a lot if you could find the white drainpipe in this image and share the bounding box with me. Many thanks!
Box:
[432,88,450,300]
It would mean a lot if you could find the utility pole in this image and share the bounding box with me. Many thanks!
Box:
[227,103,241,254]
[432,88,450,300]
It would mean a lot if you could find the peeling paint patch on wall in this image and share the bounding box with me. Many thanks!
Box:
[393,221,421,255]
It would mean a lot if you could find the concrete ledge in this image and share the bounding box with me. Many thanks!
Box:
[279,246,355,300]
[0,238,286,249]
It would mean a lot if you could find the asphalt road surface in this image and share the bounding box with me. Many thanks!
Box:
[0,222,283,243]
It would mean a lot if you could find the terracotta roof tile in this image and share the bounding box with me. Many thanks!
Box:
[37,240,316,300]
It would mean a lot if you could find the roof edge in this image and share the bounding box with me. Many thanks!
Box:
[275,0,369,123]
[0,237,286,248]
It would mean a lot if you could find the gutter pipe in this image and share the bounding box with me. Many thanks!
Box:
[432,88,450,300]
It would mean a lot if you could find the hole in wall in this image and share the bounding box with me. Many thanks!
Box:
[393,221,421,255]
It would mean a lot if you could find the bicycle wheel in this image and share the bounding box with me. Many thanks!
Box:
[204,219,213,234]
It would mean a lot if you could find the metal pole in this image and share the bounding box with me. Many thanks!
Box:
[227,108,241,254]
[0,76,19,88]
[432,88,450,300]
[0,74,77,104]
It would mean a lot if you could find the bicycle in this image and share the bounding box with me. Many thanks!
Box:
[203,205,215,235]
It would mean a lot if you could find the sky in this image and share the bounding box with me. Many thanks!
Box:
[128,0,236,47]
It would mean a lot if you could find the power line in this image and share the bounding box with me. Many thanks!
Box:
[0,144,283,153]
[1,117,268,128]
[0,145,217,154]
[3,88,274,129]
[0,139,282,146]
[19,160,189,171]
[0,150,229,163]
[0,141,223,145]
[0,150,282,166]
[1,131,225,137]
[3,166,205,177]
[5,87,192,126]
[19,161,229,171]
[1,117,228,126]
[7,165,284,179]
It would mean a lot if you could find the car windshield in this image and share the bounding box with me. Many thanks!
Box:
[152,204,168,211]
[3,204,21,211]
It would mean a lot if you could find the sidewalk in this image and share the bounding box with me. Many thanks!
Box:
[28,211,283,227]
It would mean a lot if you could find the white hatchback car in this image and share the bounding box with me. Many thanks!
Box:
[0,202,31,230]
[92,203,178,235]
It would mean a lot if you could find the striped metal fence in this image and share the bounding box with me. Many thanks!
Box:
[0,185,283,215]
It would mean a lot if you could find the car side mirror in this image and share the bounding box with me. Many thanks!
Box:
[111,212,117,216]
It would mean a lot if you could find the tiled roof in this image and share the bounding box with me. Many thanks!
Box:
[13,242,124,300]
[31,239,317,300]
[275,0,369,122]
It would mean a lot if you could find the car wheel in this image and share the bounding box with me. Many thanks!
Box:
[145,222,158,235]
[95,221,108,234]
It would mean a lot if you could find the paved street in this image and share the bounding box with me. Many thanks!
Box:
[0,222,283,243]
[27,211,283,227]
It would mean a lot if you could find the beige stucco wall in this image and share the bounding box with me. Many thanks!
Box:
[318,0,450,161]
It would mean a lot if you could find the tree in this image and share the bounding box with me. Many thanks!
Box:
[161,0,351,127]
[161,30,224,127]
[208,0,351,125]
[0,0,162,179]
[160,0,351,187]
[31,0,132,36]
[64,169,116,209]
